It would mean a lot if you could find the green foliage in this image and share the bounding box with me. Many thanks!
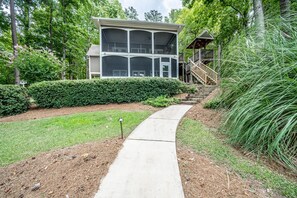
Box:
[29,78,186,108]
[12,47,62,84]
[0,110,151,166]
[221,16,297,171]
[180,83,196,94]
[203,97,222,109]
[0,30,14,84]
[125,6,139,20]
[144,10,163,22]
[177,0,250,55]
[0,0,126,81]
[0,85,30,117]
[143,96,180,107]
[177,118,297,198]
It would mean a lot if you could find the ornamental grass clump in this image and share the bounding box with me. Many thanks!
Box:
[221,16,297,171]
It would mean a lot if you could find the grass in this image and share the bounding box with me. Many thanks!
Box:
[0,110,152,166]
[177,118,297,198]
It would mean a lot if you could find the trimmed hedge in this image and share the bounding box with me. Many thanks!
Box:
[0,85,30,117]
[29,78,186,108]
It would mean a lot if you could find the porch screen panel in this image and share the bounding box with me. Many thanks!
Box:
[102,29,128,53]
[130,31,152,54]
[154,58,160,77]
[102,56,128,77]
[154,32,177,55]
[130,57,152,77]
[171,58,177,78]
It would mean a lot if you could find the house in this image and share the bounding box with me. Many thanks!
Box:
[86,18,184,79]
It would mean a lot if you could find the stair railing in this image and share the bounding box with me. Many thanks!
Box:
[189,59,207,84]
[197,61,218,84]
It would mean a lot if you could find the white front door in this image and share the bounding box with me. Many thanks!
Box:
[160,58,171,77]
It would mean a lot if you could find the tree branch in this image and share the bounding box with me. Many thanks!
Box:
[221,0,244,17]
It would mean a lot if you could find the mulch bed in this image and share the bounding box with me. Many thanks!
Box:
[177,145,277,198]
[0,138,123,198]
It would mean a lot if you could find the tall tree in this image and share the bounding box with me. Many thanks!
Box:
[168,9,181,23]
[144,10,163,22]
[253,0,265,39]
[125,6,139,20]
[10,0,20,84]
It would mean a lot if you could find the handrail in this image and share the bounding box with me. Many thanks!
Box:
[189,59,218,84]
[197,60,218,75]
[189,59,207,84]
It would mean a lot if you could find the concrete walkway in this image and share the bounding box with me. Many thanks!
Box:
[94,105,192,198]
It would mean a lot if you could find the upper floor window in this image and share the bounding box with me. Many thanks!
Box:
[154,32,177,55]
[102,29,128,53]
[130,30,152,54]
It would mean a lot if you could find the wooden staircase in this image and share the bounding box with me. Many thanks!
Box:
[189,59,218,85]
[181,85,217,105]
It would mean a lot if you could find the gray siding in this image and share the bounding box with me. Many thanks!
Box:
[90,56,100,73]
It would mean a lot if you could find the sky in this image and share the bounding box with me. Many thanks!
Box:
[119,0,182,20]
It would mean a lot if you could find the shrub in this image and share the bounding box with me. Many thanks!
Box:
[221,16,297,170]
[0,85,30,116]
[29,78,186,108]
[203,97,222,109]
[143,95,180,107]
[12,47,63,84]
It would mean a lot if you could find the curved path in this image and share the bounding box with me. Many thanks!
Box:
[94,105,192,198]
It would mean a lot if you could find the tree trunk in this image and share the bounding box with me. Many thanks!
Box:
[10,0,20,85]
[61,0,66,80]
[253,0,265,39]
[280,0,290,18]
[49,1,53,51]
[23,0,30,46]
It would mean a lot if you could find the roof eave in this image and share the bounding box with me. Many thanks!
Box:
[92,17,184,33]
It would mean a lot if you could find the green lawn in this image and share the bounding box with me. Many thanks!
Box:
[0,110,152,166]
[177,118,297,198]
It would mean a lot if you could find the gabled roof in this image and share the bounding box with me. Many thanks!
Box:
[186,30,214,49]
[87,45,100,56]
[92,17,184,33]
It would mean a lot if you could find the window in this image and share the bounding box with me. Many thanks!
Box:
[154,32,177,55]
[130,30,152,54]
[102,56,128,77]
[130,57,152,77]
[102,29,128,53]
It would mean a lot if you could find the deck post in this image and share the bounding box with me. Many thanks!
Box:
[218,44,221,84]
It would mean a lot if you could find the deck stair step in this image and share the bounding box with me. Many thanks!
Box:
[180,85,217,105]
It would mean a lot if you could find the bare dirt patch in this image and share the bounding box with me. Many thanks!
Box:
[177,145,280,198]
[0,138,123,198]
[185,88,223,129]
[0,103,158,122]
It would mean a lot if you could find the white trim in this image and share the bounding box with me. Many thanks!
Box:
[88,56,91,79]
[93,17,184,33]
